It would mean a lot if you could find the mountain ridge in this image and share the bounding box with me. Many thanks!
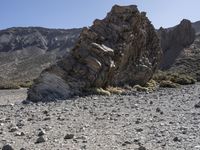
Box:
[0,27,81,85]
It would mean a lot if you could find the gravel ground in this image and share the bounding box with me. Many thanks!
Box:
[0,84,200,150]
[0,88,27,105]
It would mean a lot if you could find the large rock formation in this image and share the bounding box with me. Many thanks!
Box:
[158,19,200,81]
[192,21,200,35]
[169,29,200,80]
[0,27,81,84]
[158,19,195,69]
[27,5,162,102]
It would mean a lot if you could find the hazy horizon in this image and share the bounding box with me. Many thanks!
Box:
[1,0,200,30]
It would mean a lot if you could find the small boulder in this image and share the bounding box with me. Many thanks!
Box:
[35,136,46,144]
[194,102,200,108]
[2,144,14,150]
[64,134,74,140]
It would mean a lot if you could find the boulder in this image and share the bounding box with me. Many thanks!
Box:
[27,5,162,102]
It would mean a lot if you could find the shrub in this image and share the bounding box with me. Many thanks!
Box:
[159,80,179,88]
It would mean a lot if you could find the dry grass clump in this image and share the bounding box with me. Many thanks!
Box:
[134,79,158,92]
[87,86,125,96]
[106,86,125,95]
[134,85,149,92]
[87,87,111,96]
[145,79,157,91]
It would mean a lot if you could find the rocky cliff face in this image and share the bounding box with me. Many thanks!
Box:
[27,5,162,102]
[169,32,200,80]
[0,27,81,83]
[192,21,200,34]
[158,19,200,80]
[158,19,195,70]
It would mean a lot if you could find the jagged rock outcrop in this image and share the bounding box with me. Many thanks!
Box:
[169,32,200,81]
[0,27,81,84]
[27,5,162,102]
[158,19,195,69]
[192,21,200,34]
[158,19,200,81]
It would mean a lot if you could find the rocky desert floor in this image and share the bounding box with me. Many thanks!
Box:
[0,84,200,150]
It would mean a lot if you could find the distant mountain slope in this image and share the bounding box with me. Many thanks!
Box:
[0,27,81,85]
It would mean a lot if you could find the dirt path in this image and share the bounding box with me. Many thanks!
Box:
[0,84,200,150]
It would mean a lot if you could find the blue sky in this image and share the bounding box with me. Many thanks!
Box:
[0,0,199,29]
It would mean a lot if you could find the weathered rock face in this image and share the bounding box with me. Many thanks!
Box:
[27,5,162,102]
[158,19,195,69]
[192,21,200,35]
[169,33,200,81]
[0,27,81,84]
[158,19,200,81]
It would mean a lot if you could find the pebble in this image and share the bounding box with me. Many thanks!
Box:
[194,102,200,108]
[16,121,25,128]
[2,144,14,150]
[173,137,181,142]
[156,107,161,113]
[64,134,74,139]
[138,146,147,150]
[42,110,49,115]
[38,129,46,136]
[135,118,141,124]
[15,131,25,136]
[135,128,143,132]
[9,127,18,132]
[35,136,46,143]
[122,141,132,146]
[80,145,86,149]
